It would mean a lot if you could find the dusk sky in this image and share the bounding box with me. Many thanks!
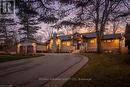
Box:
[36,0,130,42]
[11,0,130,42]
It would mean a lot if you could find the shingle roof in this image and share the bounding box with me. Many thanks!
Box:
[102,33,122,40]
[83,32,97,38]
[20,39,44,45]
[59,35,72,41]
[57,32,122,41]
[83,32,122,39]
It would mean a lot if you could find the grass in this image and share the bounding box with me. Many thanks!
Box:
[0,54,44,63]
[63,53,130,87]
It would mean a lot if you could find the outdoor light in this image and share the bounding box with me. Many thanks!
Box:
[81,35,83,38]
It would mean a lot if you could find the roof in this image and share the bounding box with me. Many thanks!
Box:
[52,32,122,41]
[83,32,122,39]
[19,39,44,45]
[83,32,97,38]
[59,35,72,41]
[102,33,122,40]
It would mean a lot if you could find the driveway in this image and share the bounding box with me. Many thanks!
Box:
[0,53,86,87]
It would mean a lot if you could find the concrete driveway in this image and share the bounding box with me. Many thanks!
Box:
[0,53,88,87]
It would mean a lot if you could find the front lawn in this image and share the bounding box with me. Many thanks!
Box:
[63,53,130,87]
[0,54,44,63]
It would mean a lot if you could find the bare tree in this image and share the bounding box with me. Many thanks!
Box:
[60,0,130,53]
[15,0,130,53]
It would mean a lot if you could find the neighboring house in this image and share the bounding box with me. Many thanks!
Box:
[17,39,47,54]
[45,32,126,53]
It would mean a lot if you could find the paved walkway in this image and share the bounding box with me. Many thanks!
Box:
[0,53,88,87]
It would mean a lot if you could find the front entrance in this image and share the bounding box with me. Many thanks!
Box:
[73,41,81,50]
[77,41,81,50]
[73,33,82,51]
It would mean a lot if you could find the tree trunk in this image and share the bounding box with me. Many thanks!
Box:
[96,31,102,53]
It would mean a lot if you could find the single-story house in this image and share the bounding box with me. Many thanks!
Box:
[45,32,127,53]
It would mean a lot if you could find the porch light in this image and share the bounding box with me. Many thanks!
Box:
[17,44,22,48]
[32,43,36,47]
[81,35,83,38]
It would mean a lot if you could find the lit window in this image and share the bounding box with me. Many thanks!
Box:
[62,42,65,45]
[107,40,112,42]
[114,39,119,46]
[56,39,60,45]
[90,39,95,44]
[67,42,71,46]
[62,41,71,46]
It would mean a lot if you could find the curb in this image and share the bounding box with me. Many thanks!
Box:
[42,55,88,87]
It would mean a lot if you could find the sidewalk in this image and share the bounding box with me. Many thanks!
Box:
[43,55,88,87]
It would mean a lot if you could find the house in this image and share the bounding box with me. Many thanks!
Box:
[45,32,126,53]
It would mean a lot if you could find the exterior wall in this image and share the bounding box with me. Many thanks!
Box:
[101,39,120,53]
[121,47,128,54]
[120,38,128,54]
[36,45,47,52]
[61,41,73,52]
[86,38,97,52]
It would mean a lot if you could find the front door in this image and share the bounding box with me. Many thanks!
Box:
[77,43,80,50]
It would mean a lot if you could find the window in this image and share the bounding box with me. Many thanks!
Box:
[56,39,60,45]
[90,39,96,44]
[67,42,71,46]
[106,40,113,42]
[62,41,71,46]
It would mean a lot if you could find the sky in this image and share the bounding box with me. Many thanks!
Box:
[36,0,129,42]
[6,0,129,42]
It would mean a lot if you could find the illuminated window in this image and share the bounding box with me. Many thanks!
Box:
[107,40,112,42]
[114,39,119,43]
[114,39,119,46]
[56,39,61,45]
[67,41,71,46]
[62,42,66,45]
[62,41,71,46]
[90,39,96,44]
